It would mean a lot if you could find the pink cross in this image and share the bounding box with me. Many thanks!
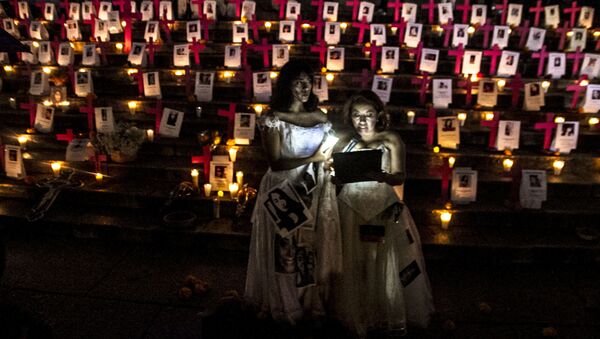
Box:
[92,0,101,13]
[147,99,163,133]
[567,47,584,75]
[456,0,471,23]
[9,0,19,18]
[56,129,76,143]
[59,0,70,14]
[363,40,382,71]
[159,7,175,43]
[191,0,205,19]
[152,0,161,18]
[200,17,214,41]
[67,65,76,93]
[477,18,494,49]
[457,78,474,106]
[121,4,142,54]
[346,0,362,21]
[529,0,544,27]
[241,38,249,67]
[531,45,549,77]
[33,1,49,16]
[355,68,371,89]
[417,107,437,146]
[564,1,581,28]
[555,22,570,50]
[312,18,326,43]
[191,146,211,183]
[146,37,158,67]
[132,67,144,96]
[354,17,370,44]
[596,37,600,52]
[184,67,193,98]
[448,43,465,75]
[507,73,524,107]
[421,0,436,24]
[112,0,129,13]
[94,37,109,65]
[91,153,107,173]
[441,19,454,48]
[19,17,32,38]
[247,15,263,41]
[310,0,325,19]
[189,37,205,66]
[439,158,452,202]
[251,38,272,68]
[54,14,67,39]
[51,37,62,62]
[408,42,423,72]
[272,0,288,19]
[387,0,404,22]
[242,66,253,98]
[310,40,328,67]
[534,113,556,150]
[390,19,407,44]
[495,0,509,25]
[566,75,588,109]
[82,16,98,41]
[19,97,37,128]
[295,15,311,42]
[484,44,502,75]
[411,73,430,105]
[229,0,244,17]
[480,112,500,148]
[218,103,236,138]
[516,20,530,48]
[79,95,95,132]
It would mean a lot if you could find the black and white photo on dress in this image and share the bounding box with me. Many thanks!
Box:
[265,181,312,237]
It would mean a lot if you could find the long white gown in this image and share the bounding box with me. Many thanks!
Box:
[244,116,342,324]
[336,139,435,337]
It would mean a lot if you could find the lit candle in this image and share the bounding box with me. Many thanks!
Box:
[253,104,263,115]
[580,79,589,86]
[588,117,599,127]
[470,74,479,82]
[42,66,52,74]
[115,42,123,51]
[440,211,452,230]
[51,162,61,177]
[228,147,238,162]
[497,79,506,91]
[236,171,244,186]
[502,158,514,173]
[128,101,137,114]
[340,22,348,33]
[406,111,416,124]
[174,69,185,76]
[264,21,272,32]
[203,183,212,197]
[364,42,371,57]
[390,26,397,35]
[223,71,233,83]
[270,71,278,79]
[484,112,495,121]
[467,26,475,34]
[554,116,565,124]
[433,146,440,153]
[146,129,154,142]
[448,156,456,168]
[553,160,565,175]
[17,135,28,149]
[325,73,334,82]
[542,80,551,92]
[229,182,239,199]
[95,172,103,185]
[3,65,14,72]
[191,169,199,190]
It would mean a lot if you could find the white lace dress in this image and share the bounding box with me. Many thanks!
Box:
[244,116,342,324]
[335,139,435,337]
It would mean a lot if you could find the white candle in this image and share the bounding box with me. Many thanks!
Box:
[236,171,244,186]
[228,147,238,162]
[553,160,565,176]
[406,111,415,124]
[229,182,239,199]
[203,183,212,197]
[95,172,103,185]
[502,159,514,173]
[146,129,154,142]
[51,162,61,177]
[440,212,452,230]
[448,157,456,168]
[457,113,467,126]
[191,169,199,190]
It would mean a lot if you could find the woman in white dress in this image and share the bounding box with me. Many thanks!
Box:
[244,61,342,324]
[335,90,434,338]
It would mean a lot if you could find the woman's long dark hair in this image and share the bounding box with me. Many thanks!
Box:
[269,188,304,213]
[342,90,391,132]
[271,60,319,112]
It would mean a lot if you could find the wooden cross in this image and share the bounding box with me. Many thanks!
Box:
[274,0,288,19]
[531,45,549,77]
[516,20,530,48]
[408,41,423,72]
[534,113,556,150]
[147,99,163,133]
[441,19,454,48]
[567,47,584,75]
[391,19,407,45]
[529,0,544,27]
[310,40,328,67]
[417,107,437,146]
[146,37,158,67]
[56,129,76,143]
[495,0,509,25]
[19,97,37,128]
[310,0,325,19]
[78,95,96,132]
[411,73,430,105]
[563,1,581,28]
[228,0,244,18]
[353,17,370,44]
[189,37,206,66]
[191,146,211,183]
[480,112,500,149]
[566,75,588,109]
[507,73,524,107]
[457,78,474,106]
[477,18,494,49]
[483,44,502,75]
[218,103,236,138]
[251,38,272,68]
[555,22,570,50]
[387,0,404,23]
[363,41,382,71]
[448,43,465,75]
[346,0,362,21]
[456,0,471,23]
[421,0,436,24]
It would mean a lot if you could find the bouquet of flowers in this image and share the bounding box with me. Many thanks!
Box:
[93,121,146,163]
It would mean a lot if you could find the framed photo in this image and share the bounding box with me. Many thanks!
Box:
[210,156,234,191]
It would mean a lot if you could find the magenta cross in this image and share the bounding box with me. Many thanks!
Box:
[448,43,465,75]
[146,37,158,67]
[51,37,61,62]
[564,1,581,28]
[218,103,236,137]
[247,15,262,41]
[516,20,530,48]
[441,19,454,48]
[191,0,205,19]
[189,37,205,66]
[67,65,76,93]
[191,146,211,183]
[568,47,584,75]
[480,112,500,148]
[159,8,175,43]
[251,38,272,68]
[94,37,109,65]
[411,73,430,105]
[354,17,370,44]
[295,15,311,42]
[456,0,471,24]
[408,41,423,72]
[421,0,436,24]
[241,38,249,67]
[310,40,328,67]
[184,67,193,97]
[78,95,95,132]
[496,0,509,25]
[33,1,49,16]
[82,16,98,41]
[352,69,371,89]
[555,22,570,50]
[417,107,437,146]
[391,19,407,44]
[310,0,325,19]
[132,67,144,96]
[59,0,70,14]
[242,66,253,98]
[56,129,76,143]
[596,37,600,52]
[566,75,588,109]
[9,0,19,18]
[347,0,362,21]
[91,153,107,173]
[507,73,524,107]
[457,78,474,106]
[363,40,382,71]
[531,45,549,77]
[312,18,326,43]
[387,0,403,22]
[477,18,494,49]
[152,0,161,18]
[529,0,544,27]
[54,14,67,39]
[121,5,142,54]
[147,99,163,133]
[200,17,214,41]
[484,44,502,75]
[112,0,129,13]
[439,158,452,202]
[19,97,37,128]
[534,113,556,150]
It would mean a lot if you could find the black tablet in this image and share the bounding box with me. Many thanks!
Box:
[332,150,383,184]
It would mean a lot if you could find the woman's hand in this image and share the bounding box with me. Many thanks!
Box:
[311,141,334,163]
[366,171,405,186]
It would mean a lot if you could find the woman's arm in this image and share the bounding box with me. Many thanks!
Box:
[273,110,328,127]
[365,132,406,186]
[262,126,329,171]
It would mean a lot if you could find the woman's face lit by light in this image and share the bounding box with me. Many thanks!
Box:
[291,72,312,104]
[271,192,288,212]
[351,102,378,137]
